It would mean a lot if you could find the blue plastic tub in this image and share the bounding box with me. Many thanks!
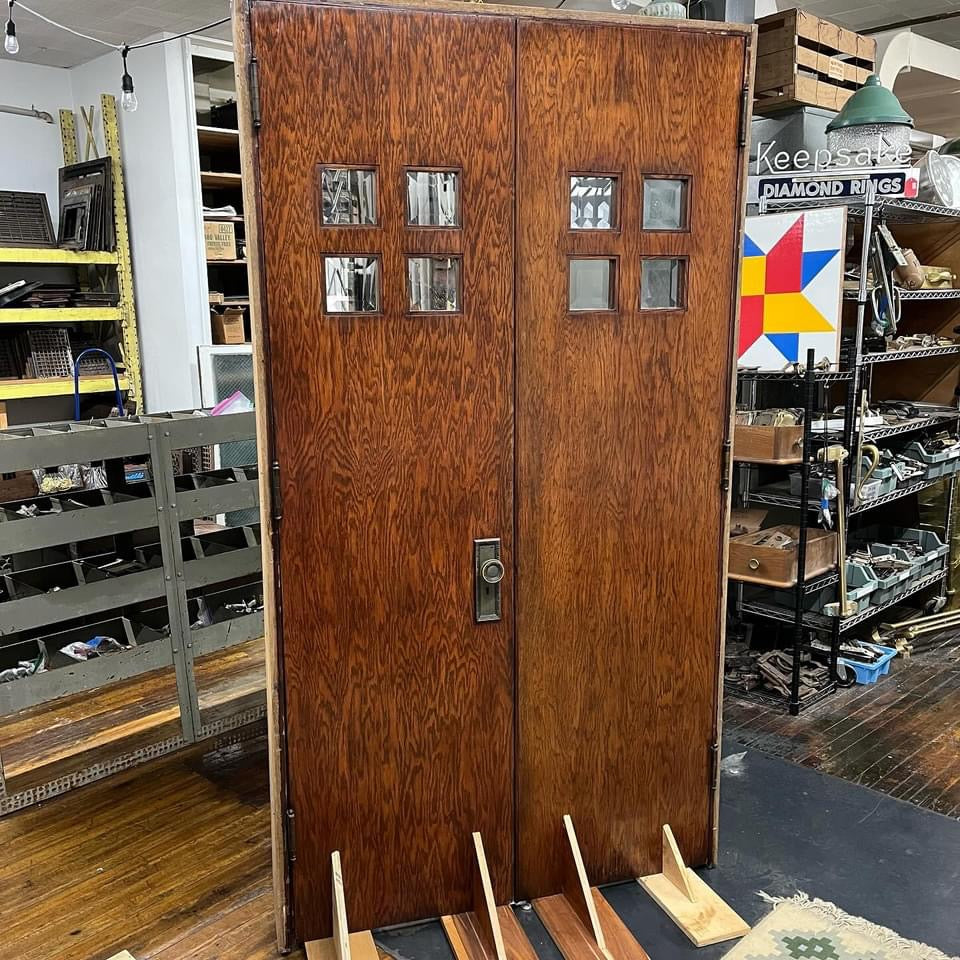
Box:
[839,641,897,685]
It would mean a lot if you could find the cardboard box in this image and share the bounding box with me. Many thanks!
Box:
[211,306,246,344]
[204,220,237,261]
[0,470,38,504]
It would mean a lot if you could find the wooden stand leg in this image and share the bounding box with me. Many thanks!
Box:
[638,825,749,948]
[305,852,379,960]
[533,816,649,960]
[442,833,538,960]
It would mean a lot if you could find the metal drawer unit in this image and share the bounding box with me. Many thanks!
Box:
[0,410,263,809]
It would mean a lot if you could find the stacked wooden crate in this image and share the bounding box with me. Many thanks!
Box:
[754,8,877,115]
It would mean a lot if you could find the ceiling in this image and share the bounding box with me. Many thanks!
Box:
[7,0,960,69]
[4,0,230,68]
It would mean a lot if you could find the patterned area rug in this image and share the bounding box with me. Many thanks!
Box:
[723,893,958,960]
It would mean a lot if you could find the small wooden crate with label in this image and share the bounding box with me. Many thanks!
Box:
[754,8,875,115]
[728,524,837,588]
[204,220,237,261]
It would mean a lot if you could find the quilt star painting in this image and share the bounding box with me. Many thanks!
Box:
[738,206,846,370]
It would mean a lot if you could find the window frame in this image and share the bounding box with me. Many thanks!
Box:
[567,254,620,315]
[640,174,692,234]
[567,170,622,234]
[321,253,384,316]
[638,255,689,313]
[404,166,463,230]
[317,164,381,228]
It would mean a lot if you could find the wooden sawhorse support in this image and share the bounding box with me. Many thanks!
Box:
[533,816,649,960]
[442,833,537,960]
[305,851,378,960]
[638,824,749,947]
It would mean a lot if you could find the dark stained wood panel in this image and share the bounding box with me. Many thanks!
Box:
[251,1,516,939]
[515,20,749,897]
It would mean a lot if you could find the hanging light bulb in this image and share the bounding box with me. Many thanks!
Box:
[4,0,18,55]
[120,45,138,112]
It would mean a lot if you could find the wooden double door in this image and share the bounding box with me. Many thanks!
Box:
[243,0,753,944]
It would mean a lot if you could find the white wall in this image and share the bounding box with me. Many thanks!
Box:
[69,38,208,414]
[0,59,71,218]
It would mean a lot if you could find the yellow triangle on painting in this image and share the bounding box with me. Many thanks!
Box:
[762,292,835,333]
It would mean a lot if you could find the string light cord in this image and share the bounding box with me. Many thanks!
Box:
[12,0,120,49]
[4,4,233,111]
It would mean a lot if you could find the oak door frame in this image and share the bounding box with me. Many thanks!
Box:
[234,0,754,949]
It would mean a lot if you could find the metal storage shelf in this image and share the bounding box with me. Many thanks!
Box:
[810,412,960,443]
[748,475,946,515]
[0,409,263,811]
[736,368,852,383]
[765,196,960,224]
[844,286,960,301]
[0,247,118,265]
[739,569,947,634]
[0,307,123,324]
[0,375,131,401]
[862,345,960,364]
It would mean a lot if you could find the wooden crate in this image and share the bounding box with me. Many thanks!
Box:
[754,8,876,116]
[728,524,838,588]
[733,423,804,465]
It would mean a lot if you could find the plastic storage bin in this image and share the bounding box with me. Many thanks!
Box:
[839,641,897,685]
[903,441,953,480]
[806,560,878,615]
[888,527,950,578]
[862,543,913,605]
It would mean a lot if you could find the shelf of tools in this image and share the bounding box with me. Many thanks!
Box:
[728,189,960,715]
[0,409,265,812]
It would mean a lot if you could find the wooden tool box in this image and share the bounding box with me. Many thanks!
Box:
[729,524,838,588]
[733,423,803,465]
[754,8,876,115]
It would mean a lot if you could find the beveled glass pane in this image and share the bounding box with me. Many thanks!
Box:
[640,258,684,310]
[642,178,687,230]
[570,175,617,229]
[320,168,377,225]
[569,258,615,311]
[324,256,380,313]
[406,170,459,226]
[407,256,460,312]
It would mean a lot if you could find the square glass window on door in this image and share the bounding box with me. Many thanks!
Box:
[407,256,461,312]
[570,175,617,229]
[406,170,459,227]
[640,258,685,310]
[569,258,616,311]
[320,167,377,225]
[642,178,688,230]
[324,256,380,313]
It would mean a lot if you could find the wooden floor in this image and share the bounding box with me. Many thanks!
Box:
[724,630,960,818]
[0,734,299,960]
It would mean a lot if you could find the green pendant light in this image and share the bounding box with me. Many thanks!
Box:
[825,74,913,132]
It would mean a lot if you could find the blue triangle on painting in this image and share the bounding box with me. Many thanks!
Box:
[801,249,839,288]
[767,333,799,362]
[743,234,764,257]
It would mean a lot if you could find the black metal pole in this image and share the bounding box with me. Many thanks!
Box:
[790,348,817,714]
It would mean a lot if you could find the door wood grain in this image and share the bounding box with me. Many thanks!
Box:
[250,1,516,940]
[515,19,749,897]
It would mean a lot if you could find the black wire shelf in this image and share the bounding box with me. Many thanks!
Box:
[723,677,837,712]
[862,345,960,364]
[738,568,946,634]
[746,475,950,515]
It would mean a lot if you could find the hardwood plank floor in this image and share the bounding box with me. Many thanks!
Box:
[724,631,960,818]
[0,734,300,960]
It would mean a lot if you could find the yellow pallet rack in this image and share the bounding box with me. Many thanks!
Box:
[0,95,142,409]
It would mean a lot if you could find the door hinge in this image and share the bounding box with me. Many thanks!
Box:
[285,807,297,862]
[738,85,750,147]
[721,439,732,491]
[709,741,721,793]
[249,57,262,130]
[270,460,283,523]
